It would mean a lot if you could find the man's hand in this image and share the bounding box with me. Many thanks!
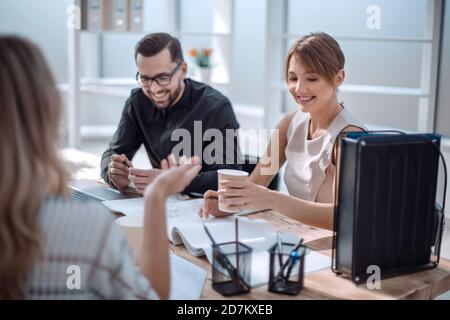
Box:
[129,168,162,194]
[108,154,133,191]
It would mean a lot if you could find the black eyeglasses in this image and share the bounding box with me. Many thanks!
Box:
[136,63,182,87]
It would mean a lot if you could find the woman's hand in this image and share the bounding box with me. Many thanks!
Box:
[144,155,201,199]
[130,154,192,195]
[199,180,275,218]
[218,179,273,212]
[128,168,162,194]
[198,190,232,219]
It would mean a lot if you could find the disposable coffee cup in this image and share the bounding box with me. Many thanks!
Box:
[217,169,249,213]
[115,216,143,262]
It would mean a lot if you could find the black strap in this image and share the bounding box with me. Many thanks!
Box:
[330,125,366,166]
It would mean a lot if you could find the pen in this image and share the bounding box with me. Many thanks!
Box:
[276,233,283,268]
[235,217,239,283]
[188,192,204,198]
[121,154,133,168]
[202,222,250,292]
[202,222,218,246]
[274,239,304,281]
[284,247,304,281]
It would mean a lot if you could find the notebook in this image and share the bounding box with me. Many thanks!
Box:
[169,254,207,300]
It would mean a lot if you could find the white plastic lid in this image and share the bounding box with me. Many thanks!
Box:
[217,169,249,177]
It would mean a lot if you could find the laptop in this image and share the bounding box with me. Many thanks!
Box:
[68,179,141,202]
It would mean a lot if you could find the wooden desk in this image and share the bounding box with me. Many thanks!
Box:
[62,148,450,300]
[170,210,450,300]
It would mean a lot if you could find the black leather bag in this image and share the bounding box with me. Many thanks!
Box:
[332,132,446,284]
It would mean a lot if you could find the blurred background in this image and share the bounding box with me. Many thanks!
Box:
[1,1,449,140]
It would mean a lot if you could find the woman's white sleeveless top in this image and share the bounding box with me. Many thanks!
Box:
[283,108,365,203]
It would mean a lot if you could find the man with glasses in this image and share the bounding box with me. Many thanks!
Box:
[101,33,242,194]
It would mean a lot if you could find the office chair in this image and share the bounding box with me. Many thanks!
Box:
[242,154,279,191]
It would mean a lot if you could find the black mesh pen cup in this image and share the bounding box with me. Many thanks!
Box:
[212,241,252,296]
[268,242,305,295]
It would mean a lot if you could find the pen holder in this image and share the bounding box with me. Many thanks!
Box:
[268,242,305,295]
[212,241,252,296]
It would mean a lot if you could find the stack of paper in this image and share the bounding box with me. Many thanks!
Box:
[169,254,207,300]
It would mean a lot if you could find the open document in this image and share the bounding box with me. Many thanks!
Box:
[103,194,189,217]
[102,195,263,218]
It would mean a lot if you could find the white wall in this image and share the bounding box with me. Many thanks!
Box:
[1,0,440,131]
[1,0,448,136]
[232,0,266,107]
[284,0,431,132]
[99,0,267,107]
[0,0,69,83]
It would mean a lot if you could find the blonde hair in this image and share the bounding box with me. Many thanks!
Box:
[0,36,69,299]
[285,32,345,86]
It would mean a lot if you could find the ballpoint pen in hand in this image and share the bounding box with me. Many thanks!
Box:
[122,154,133,169]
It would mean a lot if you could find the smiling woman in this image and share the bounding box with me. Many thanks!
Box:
[201,32,366,231]
[284,32,347,138]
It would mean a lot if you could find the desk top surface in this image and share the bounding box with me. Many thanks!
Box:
[62,148,450,300]
[171,210,450,300]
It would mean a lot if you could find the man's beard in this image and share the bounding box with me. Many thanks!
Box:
[147,78,183,109]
